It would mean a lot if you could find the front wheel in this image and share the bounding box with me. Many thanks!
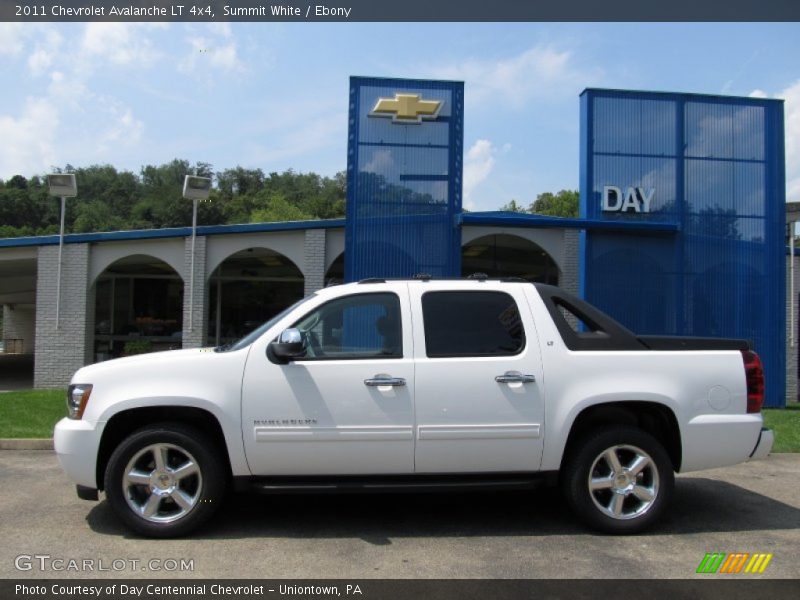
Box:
[104,423,226,537]
[561,426,674,534]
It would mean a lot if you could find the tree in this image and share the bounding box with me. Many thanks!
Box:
[6,175,28,190]
[250,193,312,223]
[499,199,526,213]
[529,190,579,218]
[216,166,265,197]
[0,160,348,239]
[72,201,127,233]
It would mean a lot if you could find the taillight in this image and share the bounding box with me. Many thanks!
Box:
[741,350,765,413]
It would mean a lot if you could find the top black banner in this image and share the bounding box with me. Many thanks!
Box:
[3,0,800,22]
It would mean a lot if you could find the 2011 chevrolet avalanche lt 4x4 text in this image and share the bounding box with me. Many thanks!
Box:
[54,278,774,537]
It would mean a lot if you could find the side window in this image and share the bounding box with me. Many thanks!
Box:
[292,293,402,360]
[422,291,525,358]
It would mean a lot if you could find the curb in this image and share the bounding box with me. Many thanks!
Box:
[0,438,53,450]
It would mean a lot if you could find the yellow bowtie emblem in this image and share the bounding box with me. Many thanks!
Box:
[370,93,443,124]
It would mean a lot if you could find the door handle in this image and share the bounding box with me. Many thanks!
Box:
[495,371,536,384]
[364,375,406,387]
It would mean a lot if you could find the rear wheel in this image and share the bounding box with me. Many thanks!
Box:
[562,426,674,534]
[104,423,226,537]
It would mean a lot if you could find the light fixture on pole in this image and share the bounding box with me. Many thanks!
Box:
[47,173,77,330]
[182,175,212,334]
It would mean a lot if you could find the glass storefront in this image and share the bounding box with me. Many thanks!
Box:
[462,234,559,284]
[207,247,304,346]
[93,255,183,361]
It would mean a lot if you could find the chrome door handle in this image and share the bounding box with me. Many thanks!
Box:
[495,371,536,384]
[364,375,406,387]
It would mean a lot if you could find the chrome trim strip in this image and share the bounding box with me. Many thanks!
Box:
[417,424,541,441]
[255,426,413,443]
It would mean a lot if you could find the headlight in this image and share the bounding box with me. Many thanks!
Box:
[67,384,92,419]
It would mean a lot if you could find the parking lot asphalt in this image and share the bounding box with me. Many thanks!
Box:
[0,450,798,579]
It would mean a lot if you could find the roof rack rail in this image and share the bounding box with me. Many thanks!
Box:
[356,275,532,284]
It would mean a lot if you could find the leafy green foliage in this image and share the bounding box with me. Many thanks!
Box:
[529,189,579,218]
[497,190,579,218]
[250,193,313,223]
[499,199,526,213]
[0,160,347,238]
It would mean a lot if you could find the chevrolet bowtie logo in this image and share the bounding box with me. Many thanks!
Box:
[370,93,443,124]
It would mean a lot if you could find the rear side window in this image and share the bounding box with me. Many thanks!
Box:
[422,291,525,358]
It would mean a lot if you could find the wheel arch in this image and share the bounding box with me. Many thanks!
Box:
[560,401,682,473]
[96,406,232,491]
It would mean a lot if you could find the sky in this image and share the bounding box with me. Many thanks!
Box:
[0,21,799,212]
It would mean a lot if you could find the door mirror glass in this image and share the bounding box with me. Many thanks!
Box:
[279,328,303,345]
[268,327,306,362]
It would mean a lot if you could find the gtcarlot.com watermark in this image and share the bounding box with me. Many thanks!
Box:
[14,554,194,573]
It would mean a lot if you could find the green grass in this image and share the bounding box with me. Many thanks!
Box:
[763,405,800,453]
[0,389,65,438]
[1,389,799,451]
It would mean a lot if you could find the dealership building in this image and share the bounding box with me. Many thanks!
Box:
[0,79,792,407]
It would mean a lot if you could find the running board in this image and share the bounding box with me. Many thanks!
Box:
[235,473,556,494]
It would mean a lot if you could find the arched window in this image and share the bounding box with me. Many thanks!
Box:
[207,247,304,346]
[462,234,559,285]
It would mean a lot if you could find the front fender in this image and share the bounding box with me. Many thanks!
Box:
[96,396,250,477]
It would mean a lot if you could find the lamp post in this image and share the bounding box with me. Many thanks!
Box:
[47,173,77,330]
[182,175,212,334]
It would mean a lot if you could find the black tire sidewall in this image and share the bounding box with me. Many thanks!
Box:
[562,426,674,535]
[104,423,226,538]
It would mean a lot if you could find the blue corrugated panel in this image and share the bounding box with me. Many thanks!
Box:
[345,76,463,281]
[580,89,786,407]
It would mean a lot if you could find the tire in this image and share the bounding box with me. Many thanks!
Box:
[561,426,674,534]
[104,423,226,538]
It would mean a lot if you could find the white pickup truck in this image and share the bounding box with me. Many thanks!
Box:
[54,278,773,537]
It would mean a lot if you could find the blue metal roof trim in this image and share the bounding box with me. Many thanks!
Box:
[0,218,346,248]
[581,88,784,106]
[461,211,679,233]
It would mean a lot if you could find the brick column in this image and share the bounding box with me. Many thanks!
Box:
[787,254,799,404]
[182,235,207,348]
[34,244,90,388]
[559,229,580,296]
[304,229,327,294]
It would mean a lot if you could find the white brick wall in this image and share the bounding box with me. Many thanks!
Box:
[2,304,35,354]
[181,235,207,348]
[787,254,799,404]
[560,229,580,296]
[34,244,90,388]
[304,229,327,294]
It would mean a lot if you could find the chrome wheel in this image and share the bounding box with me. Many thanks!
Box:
[587,444,659,521]
[122,443,203,524]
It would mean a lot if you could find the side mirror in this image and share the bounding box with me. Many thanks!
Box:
[268,328,306,363]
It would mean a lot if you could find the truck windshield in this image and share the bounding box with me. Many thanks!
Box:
[216,294,316,352]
